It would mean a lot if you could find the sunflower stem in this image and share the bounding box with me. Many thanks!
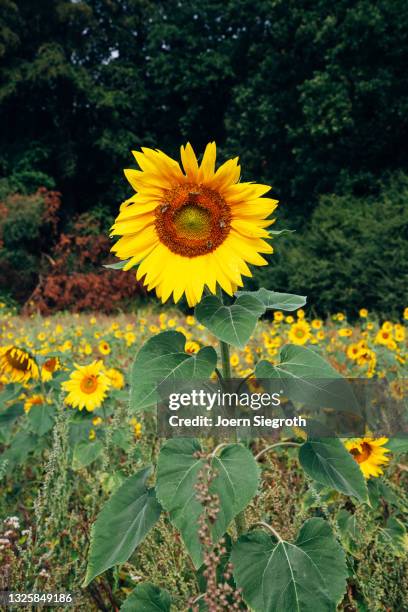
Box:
[216,286,246,537]
[216,286,232,380]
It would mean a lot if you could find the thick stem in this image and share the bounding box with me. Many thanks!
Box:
[216,285,246,536]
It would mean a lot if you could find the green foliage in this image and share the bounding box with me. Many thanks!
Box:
[195,294,265,348]
[72,440,103,470]
[27,404,55,437]
[156,439,259,568]
[231,518,348,611]
[257,173,408,317]
[299,438,368,502]
[0,1,408,313]
[120,583,172,611]
[235,288,307,311]
[130,331,217,412]
[84,467,162,586]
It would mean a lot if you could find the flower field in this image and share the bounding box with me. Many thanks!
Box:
[1,302,407,610]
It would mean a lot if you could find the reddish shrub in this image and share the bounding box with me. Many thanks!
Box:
[24,209,143,314]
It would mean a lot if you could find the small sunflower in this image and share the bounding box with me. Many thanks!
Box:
[98,341,111,355]
[0,346,38,383]
[344,437,390,478]
[110,142,278,306]
[24,394,46,414]
[288,320,311,345]
[41,357,61,382]
[106,367,125,389]
[185,340,200,354]
[62,360,111,412]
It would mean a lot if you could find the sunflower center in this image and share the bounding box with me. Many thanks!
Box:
[31,397,44,406]
[350,442,372,463]
[44,357,57,372]
[173,205,211,239]
[6,348,30,372]
[80,375,98,394]
[155,184,231,257]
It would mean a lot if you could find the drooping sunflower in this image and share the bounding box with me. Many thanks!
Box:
[110,142,278,306]
[0,346,39,383]
[24,394,46,414]
[62,360,111,412]
[344,437,390,478]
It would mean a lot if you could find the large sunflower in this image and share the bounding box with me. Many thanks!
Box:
[62,361,111,412]
[0,346,39,383]
[111,142,278,306]
[344,437,390,478]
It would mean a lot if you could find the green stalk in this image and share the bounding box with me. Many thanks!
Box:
[216,286,246,537]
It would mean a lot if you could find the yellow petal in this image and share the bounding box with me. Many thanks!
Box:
[198,141,217,182]
[180,142,199,179]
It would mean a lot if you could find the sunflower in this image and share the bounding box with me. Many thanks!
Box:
[106,367,125,389]
[0,346,39,383]
[98,341,111,356]
[288,320,311,345]
[62,360,111,412]
[110,142,277,306]
[24,394,46,414]
[41,357,61,382]
[185,340,200,354]
[344,437,390,478]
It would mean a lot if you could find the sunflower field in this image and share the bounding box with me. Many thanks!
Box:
[1,293,407,610]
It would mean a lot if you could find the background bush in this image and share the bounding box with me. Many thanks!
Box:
[256,173,408,318]
[0,0,407,313]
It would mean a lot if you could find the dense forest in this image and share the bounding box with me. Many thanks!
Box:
[1,0,407,315]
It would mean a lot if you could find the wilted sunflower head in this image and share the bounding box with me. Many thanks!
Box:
[110,142,278,306]
[345,437,390,478]
[0,346,39,383]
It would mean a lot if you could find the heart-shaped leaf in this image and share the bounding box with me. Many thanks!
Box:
[236,288,306,311]
[130,331,217,412]
[231,518,347,611]
[255,344,359,414]
[27,403,55,436]
[156,438,259,567]
[72,440,103,470]
[120,583,171,611]
[195,294,265,348]
[299,438,368,502]
[84,467,161,585]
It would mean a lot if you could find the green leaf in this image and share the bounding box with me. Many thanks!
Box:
[156,439,259,568]
[236,288,306,311]
[103,259,131,270]
[256,344,340,379]
[120,583,171,611]
[84,467,161,585]
[255,344,358,414]
[27,403,55,436]
[0,402,24,426]
[130,331,217,412]
[337,509,360,554]
[72,440,103,470]
[378,517,407,556]
[1,431,38,467]
[299,438,368,502]
[195,294,265,348]
[231,517,347,612]
[386,438,408,454]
